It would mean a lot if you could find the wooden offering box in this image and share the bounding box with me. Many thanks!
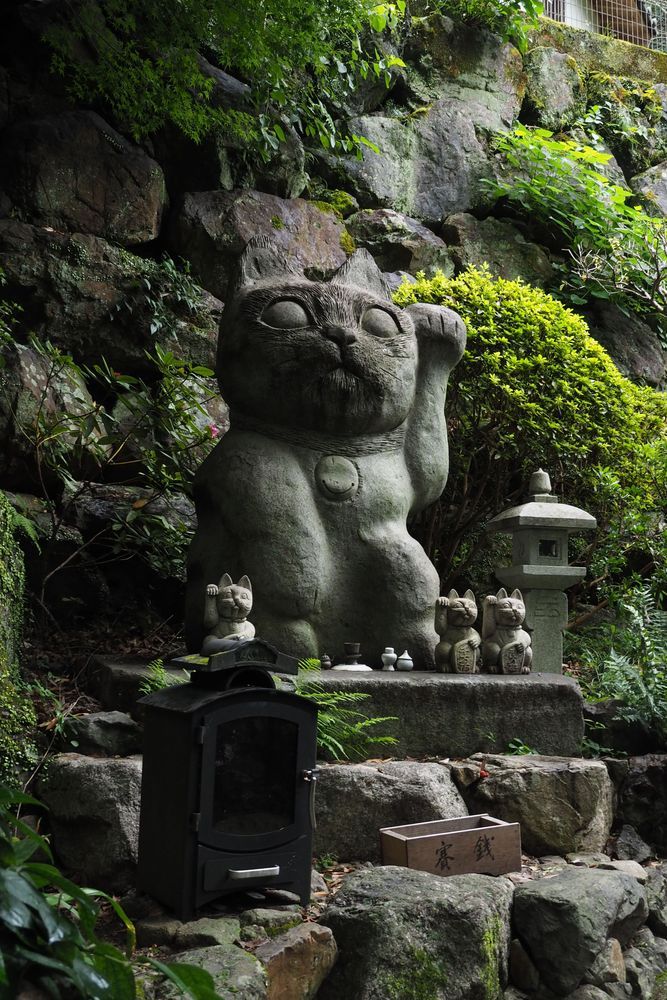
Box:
[380,814,521,878]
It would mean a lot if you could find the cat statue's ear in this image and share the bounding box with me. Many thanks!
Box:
[238,575,252,592]
[447,589,459,600]
[511,589,523,601]
[331,249,392,301]
[231,236,301,292]
[496,587,508,599]
[218,572,233,589]
[464,589,475,602]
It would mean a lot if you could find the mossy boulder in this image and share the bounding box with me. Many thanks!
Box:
[523,47,585,131]
[319,866,514,1000]
[0,490,36,786]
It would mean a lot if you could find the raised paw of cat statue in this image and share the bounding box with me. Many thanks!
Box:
[434,589,481,674]
[481,588,532,675]
[200,573,256,655]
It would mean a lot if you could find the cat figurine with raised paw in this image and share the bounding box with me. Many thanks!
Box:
[201,573,255,655]
[185,237,466,667]
[434,589,481,674]
[481,588,532,675]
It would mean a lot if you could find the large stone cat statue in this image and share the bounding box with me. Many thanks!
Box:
[185,238,466,668]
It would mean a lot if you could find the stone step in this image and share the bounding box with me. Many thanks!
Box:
[303,671,584,759]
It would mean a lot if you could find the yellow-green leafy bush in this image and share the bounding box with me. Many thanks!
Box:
[394,267,667,592]
[0,491,36,786]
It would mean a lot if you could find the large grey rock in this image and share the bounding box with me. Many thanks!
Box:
[401,15,525,126]
[168,190,348,301]
[304,672,584,758]
[0,220,221,373]
[346,208,454,276]
[630,161,667,216]
[147,943,267,999]
[646,866,667,937]
[314,761,467,861]
[513,868,648,996]
[615,825,653,863]
[441,213,554,287]
[37,754,142,892]
[617,756,667,854]
[325,100,500,224]
[0,339,104,491]
[623,926,667,998]
[449,754,613,856]
[255,923,337,1000]
[185,245,466,668]
[523,47,585,130]
[319,866,514,1000]
[0,111,166,245]
[586,302,667,390]
[61,711,142,757]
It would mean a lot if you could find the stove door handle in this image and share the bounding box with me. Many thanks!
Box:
[303,767,320,830]
[228,866,280,880]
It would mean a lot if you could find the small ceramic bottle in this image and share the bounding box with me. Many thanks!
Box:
[396,650,414,671]
[381,647,397,671]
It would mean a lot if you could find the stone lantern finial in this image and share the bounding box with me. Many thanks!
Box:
[529,468,552,496]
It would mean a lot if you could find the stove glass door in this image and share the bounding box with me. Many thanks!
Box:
[211,716,298,836]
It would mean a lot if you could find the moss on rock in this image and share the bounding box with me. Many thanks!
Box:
[0,491,36,786]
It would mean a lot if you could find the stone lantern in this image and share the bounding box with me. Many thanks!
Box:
[485,469,596,674]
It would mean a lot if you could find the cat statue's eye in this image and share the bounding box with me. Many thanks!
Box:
[261,299,312,329]
[361,307,401,339]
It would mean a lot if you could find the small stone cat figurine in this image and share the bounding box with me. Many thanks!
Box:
[201,573,255,655]
[481,588,532,675]
[185,237,466,667]
[434,589,481,674]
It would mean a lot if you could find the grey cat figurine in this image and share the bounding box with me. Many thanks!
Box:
[434,589,481,673]
[201,573,255,655]
[481,588,532,674]
[185,238,466,668]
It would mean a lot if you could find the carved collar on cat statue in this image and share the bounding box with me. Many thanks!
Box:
[185,237,466,669]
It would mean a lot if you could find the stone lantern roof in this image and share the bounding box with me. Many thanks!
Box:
[487,469,597,535]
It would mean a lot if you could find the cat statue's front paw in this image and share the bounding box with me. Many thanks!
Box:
[206,584,219,597]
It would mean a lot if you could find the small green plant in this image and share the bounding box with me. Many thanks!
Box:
[138,657,190,696]
[433,0,543,52]
[579,585,667,746]
[580,719,623,759]
[0,785,220,999]
[489,125,667,342]
[296,659,398,759]
[507,738,536,755]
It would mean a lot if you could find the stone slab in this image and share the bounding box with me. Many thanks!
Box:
[86,655,187,716]
[304,672,583,758]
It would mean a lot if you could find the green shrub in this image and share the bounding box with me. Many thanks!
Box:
[434,0,543,52]
[393,267,667,591]
[0,785,219,999]
[489,125,667,341]
[0,491,37,787]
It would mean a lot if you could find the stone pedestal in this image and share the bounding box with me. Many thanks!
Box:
[304,671,584,758]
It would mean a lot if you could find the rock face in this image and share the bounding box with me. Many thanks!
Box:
[441,213,554,287]
[147,944,267,1000]
[630,162,667,216]
[586,301,667,389]
[346,208,454,276]
[185,244,466,668]
[617,755,667,855]
[168,190,348,301]
[0,338,104,490]
[319,866,514,1000]
[326,102,499,224]
[0,220,221,373]
[314,761,467,861]
[60,711,142,757]
[1,111,166,245]
[449,755,613,856]
[37,754,142,892]
[513,868,648,996]
[522,47,585,130]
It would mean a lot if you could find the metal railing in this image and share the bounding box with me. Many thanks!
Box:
[544,0,667,52]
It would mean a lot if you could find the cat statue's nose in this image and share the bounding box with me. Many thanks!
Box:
[324,325,357,346]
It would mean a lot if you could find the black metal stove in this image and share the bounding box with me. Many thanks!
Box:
[137,640,318,920]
